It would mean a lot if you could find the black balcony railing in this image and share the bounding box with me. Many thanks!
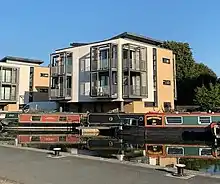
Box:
[91,59,117,71]
[90,85,117,98]
[50,88,71,99]
[122,59,146,71]
[123,85,147,97]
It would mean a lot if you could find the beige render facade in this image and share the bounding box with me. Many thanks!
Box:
[49,32,176,113]
[124,47,176,113]
[0,56,50,111]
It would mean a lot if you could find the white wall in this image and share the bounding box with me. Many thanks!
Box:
[56,38,156,103]
[0,60,40,104]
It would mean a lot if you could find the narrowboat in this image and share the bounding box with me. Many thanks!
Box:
[87,113,145,137]
[87,113,145,126]
[145,143,220,159]
[115,112,220,142]
[143,112,220,142]
[17,134,80,144]
[0,113,82,134]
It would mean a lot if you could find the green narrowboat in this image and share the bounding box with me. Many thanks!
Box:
[144,112,220,142]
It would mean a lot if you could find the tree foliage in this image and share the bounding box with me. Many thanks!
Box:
[194,83,220,111]
[162,41,217,106]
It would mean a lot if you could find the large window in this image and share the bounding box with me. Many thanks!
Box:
[1,86,11,100]
[67,76,72,88]
[11,86,16,100]
[51,77,58,89]
[99,49,108,69]
[1,69,12,83]
[100,75,109,86]
[66,54,72,65]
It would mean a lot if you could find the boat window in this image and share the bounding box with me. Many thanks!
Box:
[31,136,40,141]
[198,116,211,124]
[199,148,212,156]
[59,136,66,141]
[147,145,163,155]
[165,116,182,124]
[146,116,162,125]
[167,147,184,155]
[59,116,67,121]
[31,116,41,121]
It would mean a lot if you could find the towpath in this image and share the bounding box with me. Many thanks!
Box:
[0,145,219,184]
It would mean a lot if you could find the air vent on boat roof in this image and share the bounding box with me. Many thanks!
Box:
[166,116,182,124]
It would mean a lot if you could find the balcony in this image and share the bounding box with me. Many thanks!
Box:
[91,59,117,71]
[90,85,117,98]
[123,85,147,98]
[50,88,71,100]
[122,59,146,71]
[0,94,16,102]
[51,65,65,76]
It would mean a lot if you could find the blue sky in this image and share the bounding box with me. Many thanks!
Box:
[0,0,219,75]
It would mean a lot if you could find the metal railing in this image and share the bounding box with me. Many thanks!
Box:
[123,85,147,97]
[50,88,71,98]
[91,59,117,71]
[51,65,65,75]
[91,85,117,97]
[122,59,146,71]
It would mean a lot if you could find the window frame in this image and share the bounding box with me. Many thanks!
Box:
[198,116,212,124]
[199,148,212,156]
[163,80,171,85]
[165,116,183,125]
[40,73,49,77]
[162,58,171,64]
[166,147,184,156]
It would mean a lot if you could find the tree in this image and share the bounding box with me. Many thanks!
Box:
[162,41,217,105]
[194,83,220,111]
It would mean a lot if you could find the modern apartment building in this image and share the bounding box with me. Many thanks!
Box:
[0,56,50,111]
[49,32,176,113]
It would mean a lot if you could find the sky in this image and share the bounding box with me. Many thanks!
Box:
[0,0,220,75]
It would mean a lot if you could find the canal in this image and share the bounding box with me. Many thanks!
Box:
[0,131,220,175]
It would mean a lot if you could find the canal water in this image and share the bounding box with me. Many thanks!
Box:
[0,132,220,175]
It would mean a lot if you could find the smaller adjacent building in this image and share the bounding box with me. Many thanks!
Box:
[0,56,50,111]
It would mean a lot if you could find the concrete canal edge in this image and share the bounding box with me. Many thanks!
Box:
[0,144,219,180]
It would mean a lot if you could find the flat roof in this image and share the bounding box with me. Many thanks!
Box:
[111,32,163,46]
[56,32,163,51]
[0,56,44,64]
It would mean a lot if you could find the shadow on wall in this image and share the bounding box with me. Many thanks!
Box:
[78,53,91,101]
[24,91,49,103]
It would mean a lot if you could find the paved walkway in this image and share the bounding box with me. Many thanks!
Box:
[0,145,219,184]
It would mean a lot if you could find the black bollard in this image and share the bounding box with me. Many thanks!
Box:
[53,148,61,156]
[175,164,186,177]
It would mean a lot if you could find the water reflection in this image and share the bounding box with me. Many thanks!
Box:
[1,131,220,175]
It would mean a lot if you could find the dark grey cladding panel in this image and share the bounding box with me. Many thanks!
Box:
[88,113,145,125]
[88,113,121,124]
[87,139,122,150]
